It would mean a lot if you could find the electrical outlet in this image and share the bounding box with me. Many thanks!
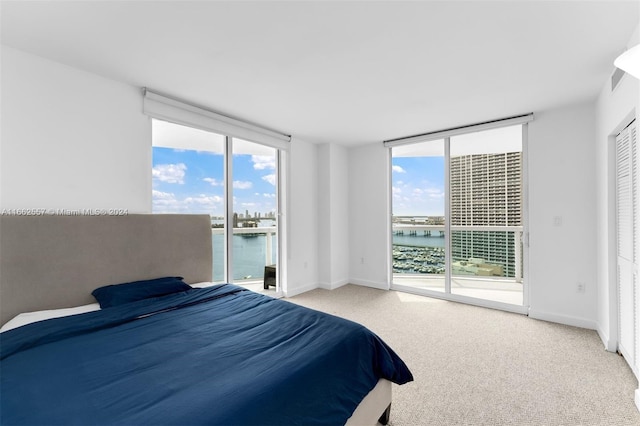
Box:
[577,282,585,293]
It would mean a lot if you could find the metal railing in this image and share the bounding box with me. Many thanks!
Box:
[392,224,523,282]
[211,227,277,280]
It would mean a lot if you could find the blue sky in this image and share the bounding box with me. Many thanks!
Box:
[152,119,519,218]
[153,145,445,217]
[152,147,276,216]
[391,125,522,217]
[392,156,445,217]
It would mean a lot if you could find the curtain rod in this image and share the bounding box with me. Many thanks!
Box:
[383,113,534,147]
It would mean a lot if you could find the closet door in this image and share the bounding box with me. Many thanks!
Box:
[616,120,637,375]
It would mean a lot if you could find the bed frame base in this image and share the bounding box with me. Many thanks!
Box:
[345,378,392,425]
[378,404,391,425]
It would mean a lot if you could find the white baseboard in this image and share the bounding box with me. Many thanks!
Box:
[283,282,318,298]
[349,278,389,290]
[284,279,387,298]
[529,309,598,330]
[596,325,617,352]
[318,279,349,291]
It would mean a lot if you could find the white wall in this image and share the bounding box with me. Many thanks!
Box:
[348,143,390,289]
[316,143,350,290]
[527,102,598,329]
[345,101,600,328]
[317,144,331,287]
[594,23,640,410]
[0,46,320,297]
[0,46,151,212]
[285,138,320,296]
[595,26,640,352]
[330,143,349,285]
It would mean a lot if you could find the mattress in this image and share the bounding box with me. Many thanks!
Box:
[1,284,413,425]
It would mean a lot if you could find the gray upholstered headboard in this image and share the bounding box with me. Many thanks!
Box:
[0,214,213,325]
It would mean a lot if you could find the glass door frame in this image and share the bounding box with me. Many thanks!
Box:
[388,123,530,315]
[224,136,284,297]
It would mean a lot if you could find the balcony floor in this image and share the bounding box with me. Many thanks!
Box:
[237,276,523,306]
[393,275,523,306]
[237,279,278,296]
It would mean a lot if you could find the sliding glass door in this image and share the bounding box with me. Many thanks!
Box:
[391,139,446,292]
[151,119,283,294]
[391,123,527,311]
[230,138,279,291]
[449,126,524,305]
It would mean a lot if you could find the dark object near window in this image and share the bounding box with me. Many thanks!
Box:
[263,265,276,289]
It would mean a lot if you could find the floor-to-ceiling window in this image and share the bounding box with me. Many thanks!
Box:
[145,90,289,295]
[388,116,530,312]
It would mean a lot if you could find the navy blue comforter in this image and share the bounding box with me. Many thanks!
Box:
[1,285,412,425]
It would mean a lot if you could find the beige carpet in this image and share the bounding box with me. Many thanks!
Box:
[288,285,640,426]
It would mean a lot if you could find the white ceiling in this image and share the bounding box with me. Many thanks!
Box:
[1,0,638,146]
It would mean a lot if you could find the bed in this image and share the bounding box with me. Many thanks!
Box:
[0,214,413,425]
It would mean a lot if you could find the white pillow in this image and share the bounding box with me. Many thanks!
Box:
[0,303,101,333]
[189,281,217,288]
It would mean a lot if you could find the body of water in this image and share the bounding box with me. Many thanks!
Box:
[211,219,277,282]
[392,232,445,248]
[215,228,445,281]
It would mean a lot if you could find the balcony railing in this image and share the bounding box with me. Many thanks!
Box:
[392,224,523,282]
[211,227,277,282]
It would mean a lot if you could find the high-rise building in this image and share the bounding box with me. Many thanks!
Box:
[450,151,522,278]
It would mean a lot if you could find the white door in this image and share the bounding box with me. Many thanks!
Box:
[616,119,637,375]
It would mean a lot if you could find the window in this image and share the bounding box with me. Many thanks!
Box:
[387,115,531,312]
[145,90,289,294]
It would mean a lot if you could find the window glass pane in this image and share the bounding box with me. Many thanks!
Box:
[450,125,523,305]
[392,139,446,292]
[231,138,277,288]
[151,119,225,282]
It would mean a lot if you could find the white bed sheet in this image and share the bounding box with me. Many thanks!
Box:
[0,303,101,333]
[0,283,215,333]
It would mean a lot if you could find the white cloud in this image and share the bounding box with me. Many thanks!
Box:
[391,180,445,215]
[152,190,175,200]
[425,188,445,199]
[262,174,276,186]
[233,180,253,190]
[185,194,224,206]
[263,193,276,198]
[152,163,187,184]
[152,190,183,213]
[203,177,223,186]
[152,190,223,214]
[392,165,406,173]
[252,155,276,170]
